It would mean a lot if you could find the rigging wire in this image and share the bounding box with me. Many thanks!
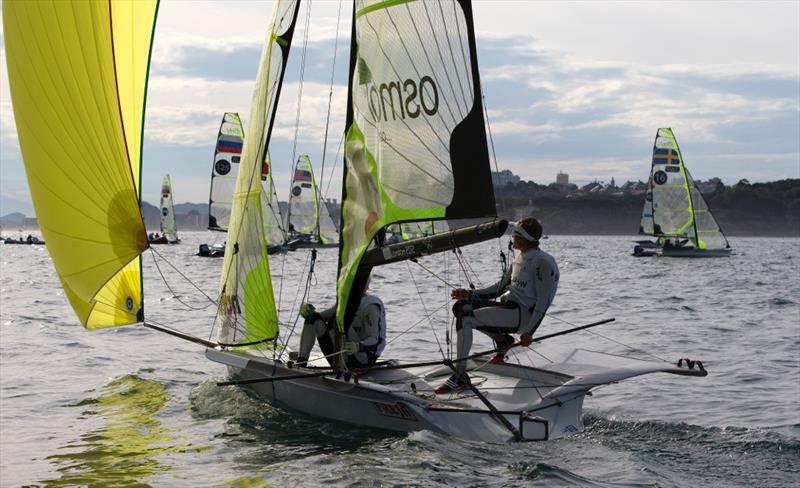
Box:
[481,89,513,280]
[275,247,314,359]
[317,0,344,193]
[544,313,671,363]
[283,0,313,247]
[148,247,217,309]
[299,0,341,273]
[322,133,345,200]
[404,260,447,359]
[277,0,313,316]
[410,258,459,289]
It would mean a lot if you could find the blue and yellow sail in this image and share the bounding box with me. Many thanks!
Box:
[645,128,729,250]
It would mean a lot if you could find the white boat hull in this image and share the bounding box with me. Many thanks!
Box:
[206,344,705,443]
[661,247,731,258]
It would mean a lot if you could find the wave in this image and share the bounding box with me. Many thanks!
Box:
[583,415,800,487]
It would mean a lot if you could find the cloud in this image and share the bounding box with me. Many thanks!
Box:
[1,1,797,217]
[145,76,349,150]
[151,1,352,75]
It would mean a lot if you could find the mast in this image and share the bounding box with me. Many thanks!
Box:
[215,0,301,346]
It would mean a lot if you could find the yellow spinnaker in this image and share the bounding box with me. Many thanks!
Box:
[3,0,158,328]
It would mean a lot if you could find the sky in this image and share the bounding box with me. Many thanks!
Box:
[1,0,799,216]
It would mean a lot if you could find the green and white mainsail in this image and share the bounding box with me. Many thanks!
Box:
[159,174,179,242]
[3,0,158,328]
[209,112,245,231]
[215,0,300,345]
[337,0,496,327]
[645,128,729,250]
[287,155,339,244]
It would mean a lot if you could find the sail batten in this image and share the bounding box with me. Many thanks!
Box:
[4,0,158,328]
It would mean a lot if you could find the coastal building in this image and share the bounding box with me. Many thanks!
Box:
[492,169,520,188]
[697,177,724,195]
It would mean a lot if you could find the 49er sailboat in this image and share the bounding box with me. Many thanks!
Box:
[635,128,731,257]
[204,0,708,442]
[285,154,339,248]
[200,112,288,257]
[5,0,708,442]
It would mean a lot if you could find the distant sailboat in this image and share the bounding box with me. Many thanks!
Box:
[200,113,288,257]
[285,154,339,248]
[635,128,731,257]
[208,112,245,232]
[155,174,180,244]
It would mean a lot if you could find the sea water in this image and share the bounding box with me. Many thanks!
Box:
[1,233,798,487]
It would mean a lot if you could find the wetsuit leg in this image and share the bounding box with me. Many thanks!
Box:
[456,305,525,367]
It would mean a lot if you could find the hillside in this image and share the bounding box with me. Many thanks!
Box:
[495,179,800,237]
[3,180,798,237]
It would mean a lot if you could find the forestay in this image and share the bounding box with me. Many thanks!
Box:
[646,128,729,250]
[209,112,245,231]
[160,174,179,242]
[216,0,300,346]
[337,0,496,327]
[3,0,158,328]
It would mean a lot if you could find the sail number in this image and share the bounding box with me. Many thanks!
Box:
[367,76,439,123]
[372,401,418,421]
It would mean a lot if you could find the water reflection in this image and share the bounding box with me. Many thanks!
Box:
[41,374,195,487]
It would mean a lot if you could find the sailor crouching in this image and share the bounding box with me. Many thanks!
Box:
[297,294,387,369]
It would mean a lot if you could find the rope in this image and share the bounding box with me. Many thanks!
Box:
[451,246,476,290]
[278,248,316,359]
[148,247,217,310]
[284,0,313,234]
[403,261,447,359]
[410,258,459,289]
[317,0,344,193]
[544,313,670,363]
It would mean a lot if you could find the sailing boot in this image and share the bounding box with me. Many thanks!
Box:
[434,372,471,395]
[489,334,515,364]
